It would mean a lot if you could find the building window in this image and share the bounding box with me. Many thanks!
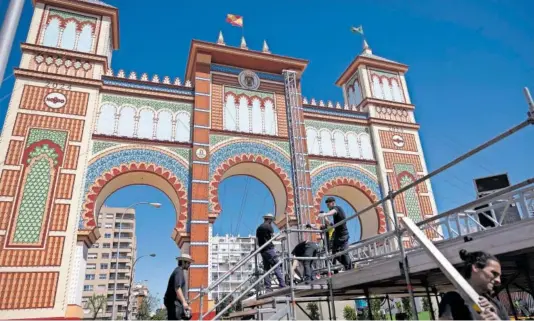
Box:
[104,233,111,238]
[84,285,93,291]
[85,274,95,280]
[87,264,96,270]
[100,263,109,269]
[105,223,113,229]
[88,253,98,260]
[99,274,107,280]
[106,214,114,219]
[102,253,110,259]
[103,243,111,248]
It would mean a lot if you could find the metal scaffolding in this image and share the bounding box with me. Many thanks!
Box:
[188,87,534,320]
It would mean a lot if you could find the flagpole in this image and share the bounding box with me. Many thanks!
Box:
[0,0,25,88]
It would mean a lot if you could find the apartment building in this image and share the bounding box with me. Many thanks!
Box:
[209,231,282,301]
[81,206,136,320]
[130,283,149,320]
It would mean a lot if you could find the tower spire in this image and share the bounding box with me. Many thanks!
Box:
[240,36,248,49]
[262,40,270,53]
[362,39,372,55]
[217,30,225,45]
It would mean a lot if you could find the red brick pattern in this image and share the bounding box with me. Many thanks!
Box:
[0,170,20,197]
[4,141,23,165]
[211,83,223,130]
[0,201,12,230]
[383,153,423,172]
[378,130,418,152]
[0,272,58,309]
[63,145,80,170]
[55,173,75,199]
[19,85,89,116]
[13,114,84,142]
[275,94,289,137]
[0,236,64,266]
[50,203,69,231]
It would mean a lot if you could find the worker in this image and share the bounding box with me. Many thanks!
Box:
[290,239,319,284]
[438,249,508,320]
[164,253,193,320]
[318,197,352,271]
[256,213,286,290]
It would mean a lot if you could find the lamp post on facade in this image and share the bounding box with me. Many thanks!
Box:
[111,202,161,320]
[125,254,156,320]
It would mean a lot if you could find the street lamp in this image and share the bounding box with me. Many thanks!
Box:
[111,202,161,320]
[125,254,156,320]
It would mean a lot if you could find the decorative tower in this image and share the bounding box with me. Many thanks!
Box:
[0,0,118,319]
[335,40,439,236]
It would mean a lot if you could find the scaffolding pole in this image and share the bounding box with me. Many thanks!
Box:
[0,0,24,87]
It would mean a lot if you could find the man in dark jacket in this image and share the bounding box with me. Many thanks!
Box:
[290,240,319,283]
[318,197,352,271]
[164,254,193,320]
[256,213,286,290]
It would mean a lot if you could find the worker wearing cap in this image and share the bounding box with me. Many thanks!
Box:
[256,213,286,290]
[164,254,193,320]
[318,197,352,271]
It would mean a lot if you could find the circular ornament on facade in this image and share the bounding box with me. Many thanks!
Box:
[392,134,405,148]
[44,92,67,109]
[196,147,207,159]
[238,70,260,90]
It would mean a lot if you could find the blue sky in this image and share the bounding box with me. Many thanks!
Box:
[1,0,533,301]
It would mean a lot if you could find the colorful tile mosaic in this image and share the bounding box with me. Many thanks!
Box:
[310,164,381,199]
[304,119,368,134]
[84,147,190,197]
[211,64,285,82]
[101,94,192,113]
[91,141,119,154]
[167,147,191,163]
[210,140,292,178]
[102,78,194,96]
[394,163,416,175]
[26,129,68,150]
[48,9,96,24]
[399,174,422,222]
[303,106,368,120]
[309,159,378,178]
[210,134,290,155]
[224,86,275,100]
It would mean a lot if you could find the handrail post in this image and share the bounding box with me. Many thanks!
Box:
[323,217,337,320]
[286,216,297,321]
[199,286,204,321]
[387,176,419,320]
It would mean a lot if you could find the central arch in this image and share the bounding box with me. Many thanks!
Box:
[209,154,294,223]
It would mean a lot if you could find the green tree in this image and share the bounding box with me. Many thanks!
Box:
[361,298,385,320]
[343,305,358,320]
[137,295,157,320]
[85,294,107,320]
[151,307,167,320]
[422,297,431,311]
[401,297,413,320]
[306,302,321,320]
[215,295,236,317]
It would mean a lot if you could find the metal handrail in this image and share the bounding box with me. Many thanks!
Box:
[327,179,534,262]
[209,261,283,320]
[206,272,258,317]
[330,119,532,231]
[189,231,283,303]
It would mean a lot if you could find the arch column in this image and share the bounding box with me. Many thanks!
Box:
[188,52,213,319]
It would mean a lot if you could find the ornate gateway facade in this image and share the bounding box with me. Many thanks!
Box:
[0,0,438,319]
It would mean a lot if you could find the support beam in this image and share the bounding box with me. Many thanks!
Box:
[364,288,373,320]
[296,302,313,320]
[0,0,24,87]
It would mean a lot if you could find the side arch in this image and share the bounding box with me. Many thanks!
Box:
[311,164,386,239]
[79,146,190,244]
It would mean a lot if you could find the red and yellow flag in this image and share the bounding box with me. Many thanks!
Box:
[226,14,243,27]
